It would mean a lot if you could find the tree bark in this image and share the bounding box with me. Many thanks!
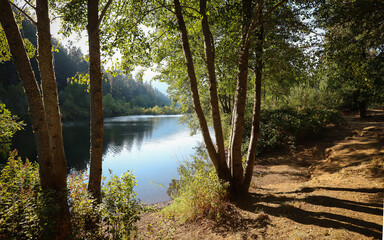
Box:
[0,0,55,190]
[87,0,104,201]
[200,0,230,181]
[0,1,72,239]
[228,0,253,194]
[244,22,264,192]
[35,0,71,237]
[174,0,220,172]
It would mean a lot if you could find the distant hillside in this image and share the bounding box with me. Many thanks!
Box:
[0,19,174,121]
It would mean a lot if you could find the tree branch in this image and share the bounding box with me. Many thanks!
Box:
[97,0,113,28]
[10,2,37,25]
[245,0,288,46]
[24,0,36,10]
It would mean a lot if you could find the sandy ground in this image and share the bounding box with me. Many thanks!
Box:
[135,111,384,240]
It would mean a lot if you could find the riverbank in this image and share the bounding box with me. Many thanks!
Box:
[135,111,384,239]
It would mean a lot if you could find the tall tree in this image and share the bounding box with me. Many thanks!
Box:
[168,0,288,194]
[55,0,113,200]
[315,0,384,117]
[0,0,71,238]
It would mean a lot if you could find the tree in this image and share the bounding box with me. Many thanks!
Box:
[315,0,384,117]
[0,0,71,238]
[129,0,288,195]
[54,0,113,200]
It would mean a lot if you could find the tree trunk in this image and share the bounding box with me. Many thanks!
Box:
[0,0,55,191]
[228,0,253,194]
[244,22,264,192]
[174,0,220,172]
[0,1,72,239]
[35,0,71,237]
[87,0,104,201]
[358,101,367,118]
[200,0,230,181]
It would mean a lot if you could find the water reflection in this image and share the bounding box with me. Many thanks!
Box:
[11,115,202,204]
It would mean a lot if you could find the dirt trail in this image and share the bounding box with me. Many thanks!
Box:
[137,112,384,240]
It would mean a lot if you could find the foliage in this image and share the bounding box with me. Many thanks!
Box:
[0,150,46,239]
[162,152,228,223]
[0,104,24,160]
[0,152,141,239]
[101,171,142,239]
[68,170,142,239]
[283,80,342,111]
[59,82,90,120]
[67,172,100,239]
[243,107,345,155]
[315,0,384,115]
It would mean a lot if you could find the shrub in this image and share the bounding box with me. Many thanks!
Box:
[0,150,43,239]
[0,103,24,160]
[67,172,101,239]
[101,171,142,239]
[284,81,342,111]
[162,153,228,222]
[243,107,345,155]
[67,171,142,239]
[0,152,141,239]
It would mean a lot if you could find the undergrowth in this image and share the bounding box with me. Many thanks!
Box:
[0,150,142,239]
[162,153,228,223]
[243,107,345,155]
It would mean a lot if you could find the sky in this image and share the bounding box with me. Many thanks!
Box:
[50,21,169,95]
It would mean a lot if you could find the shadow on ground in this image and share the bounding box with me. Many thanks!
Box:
[238,190,383,239]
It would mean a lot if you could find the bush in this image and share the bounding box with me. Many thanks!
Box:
[101,171,142,239]
[68,171,142,239]
[0,151,141,239]
[162,152,228,222]
[0,150,44,239]
[243,107,345,155]
[284,81,342,111]
[0,103,24,160]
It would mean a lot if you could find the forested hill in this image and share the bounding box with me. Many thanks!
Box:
[0,20,173,121]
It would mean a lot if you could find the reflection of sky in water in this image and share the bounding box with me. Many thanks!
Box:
[102,115,202,204]
[11,115,202,204]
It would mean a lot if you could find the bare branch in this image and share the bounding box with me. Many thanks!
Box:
[10,2,37,25]
[24,0,36,10]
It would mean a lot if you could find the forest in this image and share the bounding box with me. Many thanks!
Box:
[0,20,175,122]
[0,0,383,239]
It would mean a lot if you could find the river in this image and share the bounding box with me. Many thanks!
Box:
[12,115,203,204]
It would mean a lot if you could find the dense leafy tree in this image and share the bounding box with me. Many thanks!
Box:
[315,0,384,117]
[113,0,308,195]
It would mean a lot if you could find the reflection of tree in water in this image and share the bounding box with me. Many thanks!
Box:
[63,123,90,173]
[11,116,179,173]
[103,119,155,155]
[10,126,37,162]
[167,178,180,199]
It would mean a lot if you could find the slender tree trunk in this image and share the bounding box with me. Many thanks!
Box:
[35,0,71,237]
[200,0,230,181]
[174,0,220,171]
[244,23,264,192]
[87,0,104,201]
[0,1,72,239]
[358,101,367,118]
[228,0,253,194]
[0,0,55,191]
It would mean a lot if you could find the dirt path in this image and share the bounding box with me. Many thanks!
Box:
[136,112,384,240]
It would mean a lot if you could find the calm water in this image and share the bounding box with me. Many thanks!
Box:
[12,115,203,204]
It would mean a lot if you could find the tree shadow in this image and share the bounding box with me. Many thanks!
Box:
[239,191,383,239]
